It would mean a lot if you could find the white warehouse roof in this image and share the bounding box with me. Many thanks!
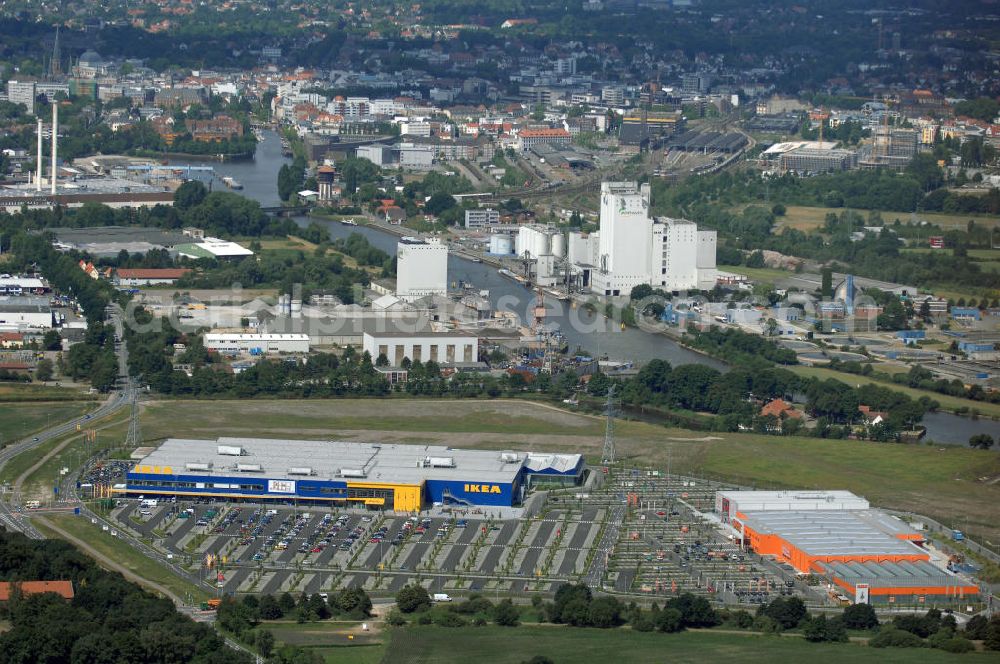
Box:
[717,490,869,514]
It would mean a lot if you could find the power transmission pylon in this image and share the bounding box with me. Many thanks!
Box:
[601,386,617,465]
[124,389,141,450]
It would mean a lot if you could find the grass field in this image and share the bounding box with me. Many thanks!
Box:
[722,265,796,286]
[20,411,131,501]
[0,383,92,402]
[774,206,1000,232]
[33,513,210,604]
[378,625,983,663]
[0,402,94,446]
[263,622,385,664]
[787,365,1000,419]
[114,398,1000,544]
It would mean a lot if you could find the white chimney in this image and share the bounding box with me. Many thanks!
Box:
[35,118,43,192]
[50,103,58,195]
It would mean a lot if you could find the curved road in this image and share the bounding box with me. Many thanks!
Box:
[0,304,132,538]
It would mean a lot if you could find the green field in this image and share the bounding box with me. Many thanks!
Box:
[0,402,94,446]
[376,625,983,664]
[21,418,130,501]
[775,206,1000,232]
[130,399,607,440]
[33,514,210,604]
[0,383,93,402]
[787,365,1000,419]
[111,398,1000,545]
[262,622,385,664]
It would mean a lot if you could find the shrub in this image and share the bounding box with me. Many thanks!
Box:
[395,584,431,613]
[870,627,926,649]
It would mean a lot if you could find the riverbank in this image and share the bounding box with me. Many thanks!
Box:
[135,149,256,162]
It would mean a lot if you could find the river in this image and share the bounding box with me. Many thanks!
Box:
[194,129,724,368]
[176,131,1000,444]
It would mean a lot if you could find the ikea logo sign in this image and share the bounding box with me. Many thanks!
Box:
[464,484,502,494]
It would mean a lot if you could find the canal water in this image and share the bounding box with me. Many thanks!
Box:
[198,130,724,368]
[174,131,1000,444]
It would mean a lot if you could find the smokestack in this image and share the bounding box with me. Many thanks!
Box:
[36,118,43,192]
[50,103,58,196]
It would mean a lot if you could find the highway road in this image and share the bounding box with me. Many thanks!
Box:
[0,303,133,538]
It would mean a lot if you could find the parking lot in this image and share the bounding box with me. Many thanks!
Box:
[103,466,826,604]
[110,497,608,597]
[596,469,816,604]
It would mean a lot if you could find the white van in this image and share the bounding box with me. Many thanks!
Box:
[140,499,158,508]
[432,593,452,602]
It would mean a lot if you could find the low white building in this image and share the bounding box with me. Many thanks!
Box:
[363,330,478,365]
[204,333,310,354]
[0,296,53,329]
[396,237,448,302]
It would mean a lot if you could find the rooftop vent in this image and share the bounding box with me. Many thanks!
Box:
[423,456,455,468]
[217,445,243,456]
[500,453,520,463]
[288,467,313,476]
[236,463,262,472]
[185,462,212,471]
[339,468,366,478]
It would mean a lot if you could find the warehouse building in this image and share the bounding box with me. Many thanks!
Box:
[0,296,54,329]
[362,329,478,365]
[716,490,978,604]
[204,333,310,354]
[124,437,584,509]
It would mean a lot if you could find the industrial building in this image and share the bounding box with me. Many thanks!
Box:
[362,329,478,365]
[716,490,978,604]
[588,182,717,296]
[0,296,54,330]
[465,208,500,230]
[204,333,310,354]
[396,237,448,302]
[516,225,564,260]
[124,437,585,509]
[779,147,858,174]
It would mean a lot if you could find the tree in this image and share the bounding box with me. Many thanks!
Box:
[771,203,786,216]
[34,359,53,382]
[758,597,806,629]
[802,614,848,642]
[259,594,283,620]
[630,284,654,301]
[174,180,208,210]
[654,607,683,633]
[42,329,62,350]
[821,267,833,299]
[278,592,297,616]
[255,629,275,658]
[969,433,995,450]
[395,584,431,613]
[586,596,622,628]
[494,599,520,626]
[842,602,879,630]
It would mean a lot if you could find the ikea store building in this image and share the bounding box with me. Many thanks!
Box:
[125,437,584,511]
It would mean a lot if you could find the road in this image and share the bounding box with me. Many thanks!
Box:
[0,303,132,538]
[585,504,626,589]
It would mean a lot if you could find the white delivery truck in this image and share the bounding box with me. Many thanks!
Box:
[432,593,452,602]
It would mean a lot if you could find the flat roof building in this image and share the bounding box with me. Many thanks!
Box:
[717,490,977,604]
[125,437,584,510]
[205,333,310,354]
